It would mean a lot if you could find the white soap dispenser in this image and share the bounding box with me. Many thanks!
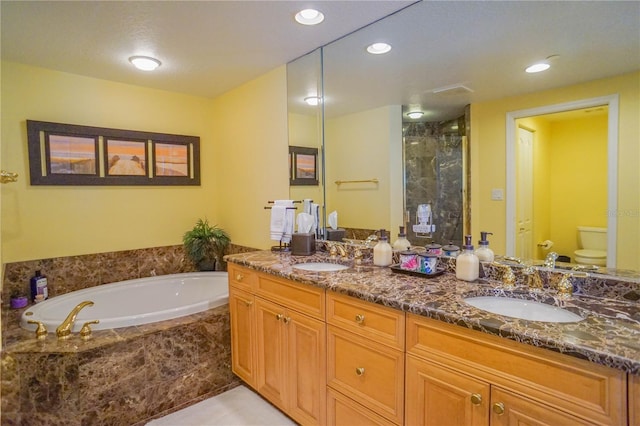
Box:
[374,229,393,266]
[456,235,479,281]
[392,226,411,251]
[475,231,494,262]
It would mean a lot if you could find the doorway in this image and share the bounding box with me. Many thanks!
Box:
[506,95,618,268]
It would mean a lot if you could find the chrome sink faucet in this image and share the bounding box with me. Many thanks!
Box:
[543,252,558,269]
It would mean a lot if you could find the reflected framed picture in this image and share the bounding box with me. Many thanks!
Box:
[289,146,318,186]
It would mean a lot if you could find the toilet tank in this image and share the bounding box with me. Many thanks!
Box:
[577,226,607,250]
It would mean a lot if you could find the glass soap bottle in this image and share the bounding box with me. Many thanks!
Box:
[374,229,393,266]
[456,235,479,281]
[475,231,494,262]
[392,226,411,251]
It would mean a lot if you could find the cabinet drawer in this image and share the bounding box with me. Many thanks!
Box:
[256,274,325,320]
[327,291,404,350]
[407,314,627,426]
[327,325,404,424]
[327,388,396,426]
[228,263,256,292]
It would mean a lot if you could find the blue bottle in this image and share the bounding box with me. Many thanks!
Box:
[30,270,48,303]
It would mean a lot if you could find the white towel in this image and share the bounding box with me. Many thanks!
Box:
[303,199,313,215]
[270,206,286,241]
[272,200,295,243]
[311,203,320,236]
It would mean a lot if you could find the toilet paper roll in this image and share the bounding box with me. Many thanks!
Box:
[537,240,554,250]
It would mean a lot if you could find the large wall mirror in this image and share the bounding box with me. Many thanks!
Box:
[288,1,639,271]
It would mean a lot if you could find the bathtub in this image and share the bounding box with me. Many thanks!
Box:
[21,271,229,332]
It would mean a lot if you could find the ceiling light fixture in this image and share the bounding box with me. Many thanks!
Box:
[304,96,321,106]
[525,55,559,74]
[407,111,424,119]
[129,56,161,71]
[366,42,392,55]
[295,9,324,25]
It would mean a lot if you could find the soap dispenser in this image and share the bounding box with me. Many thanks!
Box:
[374,229,393,266]
[475,231,494,262]
[392,226,411,251]
[456,235,479,281]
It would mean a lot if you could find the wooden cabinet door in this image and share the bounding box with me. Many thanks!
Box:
[405,354,490,426]
[255,297,288,410]
[229,287,256,387]
[286,309,326,426]
[327,388,397,426]
[631,374,640,426]
[490,387,597,426]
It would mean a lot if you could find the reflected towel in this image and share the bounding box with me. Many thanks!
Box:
[272,200,295,243]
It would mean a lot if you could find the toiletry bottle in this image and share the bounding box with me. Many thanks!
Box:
[374,229,393,266]
[456,235,479,281]
[475,231,494,262]
[30,270,48,303]
[392,226,411,251]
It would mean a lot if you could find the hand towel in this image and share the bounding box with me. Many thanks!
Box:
[273,200,295,243]
[270,205,286,241]
[311,203,320,236]
[303,199,313,215]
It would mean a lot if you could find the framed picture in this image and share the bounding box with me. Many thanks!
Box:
[46,133,98,176]
[27,120,200,186]
[106,139,148,177]
[289,146,318,186]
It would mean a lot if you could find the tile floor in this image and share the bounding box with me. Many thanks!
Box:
[147,385,297,426]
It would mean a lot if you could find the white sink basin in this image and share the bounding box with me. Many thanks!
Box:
[463,296,583,323]
[292,262,349,272]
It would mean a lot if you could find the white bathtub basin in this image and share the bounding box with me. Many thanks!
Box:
[463,296,583,323]
[292,262,349,272]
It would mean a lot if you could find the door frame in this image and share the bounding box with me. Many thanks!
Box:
[505,95,618,268]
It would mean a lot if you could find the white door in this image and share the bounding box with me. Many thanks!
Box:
[516,128,534,260]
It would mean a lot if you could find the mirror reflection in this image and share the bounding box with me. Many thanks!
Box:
[288,1,639,272]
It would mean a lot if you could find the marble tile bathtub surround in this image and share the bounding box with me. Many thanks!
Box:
[1,305,241,426]
[225,250,640,375]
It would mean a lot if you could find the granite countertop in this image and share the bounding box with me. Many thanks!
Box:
[225,250,640,375]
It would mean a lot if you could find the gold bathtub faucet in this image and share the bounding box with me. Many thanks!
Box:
[56,300,94,339]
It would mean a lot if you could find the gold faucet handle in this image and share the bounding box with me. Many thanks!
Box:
[80,320,100,340]
[27,320,48,339]
[556,274,574,299]
[523,266,544,291]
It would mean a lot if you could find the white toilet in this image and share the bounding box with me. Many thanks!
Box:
[574,226,607,266]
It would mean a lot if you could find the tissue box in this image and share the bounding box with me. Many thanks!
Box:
[326,228,346,242]
[291,233,316,256]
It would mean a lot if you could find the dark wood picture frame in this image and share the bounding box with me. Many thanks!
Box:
[289,146,318,186]
[27,120,200,186]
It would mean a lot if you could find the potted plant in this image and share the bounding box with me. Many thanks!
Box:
[183,218,231,271]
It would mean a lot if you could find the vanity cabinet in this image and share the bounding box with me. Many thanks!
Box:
[406,314,627,426]
[228,264,326,425]
[326,292,405,425]
[630,374,640,426]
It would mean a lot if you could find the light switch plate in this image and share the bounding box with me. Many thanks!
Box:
[491,188,504,201]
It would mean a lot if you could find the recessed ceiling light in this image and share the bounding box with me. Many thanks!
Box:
[295,9,324,25]
[525,62,550,73]
[366,42,392,55]
[525,55,559,74]
[129,56,161,71]
[304,96,321,106]
[407,111,424,119]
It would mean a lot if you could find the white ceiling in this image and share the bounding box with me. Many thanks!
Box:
[1,0,414,99]
[2,1,639,121]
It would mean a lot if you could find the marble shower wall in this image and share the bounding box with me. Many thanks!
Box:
[404,117,464,247]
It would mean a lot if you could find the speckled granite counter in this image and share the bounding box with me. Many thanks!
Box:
[225,250,640,375]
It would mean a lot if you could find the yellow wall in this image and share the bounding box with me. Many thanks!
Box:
[1,62,215,262]
[549,114,608,259]
[324,105,403,233]
[471,71,640,270]
[1,62,289,262]
[211,66,289,250]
